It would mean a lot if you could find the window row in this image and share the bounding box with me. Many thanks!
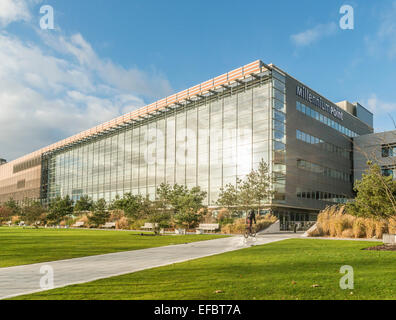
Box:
[297,159,351,182]
[296,188,348,203]
[296,130,351,159]
[296,101,358,138]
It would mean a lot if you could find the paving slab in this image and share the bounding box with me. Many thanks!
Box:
[0,234,298,299]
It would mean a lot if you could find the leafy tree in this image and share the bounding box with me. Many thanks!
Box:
[74,195,94,214]
[89,199,110,227]
[346,162,396,220]
[111,193,147,219]
[4,198,20,216]
[155,183,207,229]
[47,196,74,224]
[147,200,171,235]
[216,159,273,215]
[21,201,46,227]
[238,178,256,212]
[217,183,239,215]
[0,206,13,224]
[246,159,274,214]
[174,208,203,230]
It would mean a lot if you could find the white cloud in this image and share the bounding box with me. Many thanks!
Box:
[0,11,172,160]
[290,22,338,46]
[0,0,39,26]
[364,94,396,114]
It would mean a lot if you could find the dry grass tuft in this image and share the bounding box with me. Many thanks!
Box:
[364,219,376,238]
[352,218,366,238]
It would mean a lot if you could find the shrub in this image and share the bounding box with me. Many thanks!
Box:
[110,209,124,221]
[116,217,130,230]
[328,219,337,237]
[11,216,20,225]
[365,219,376,238]
[341,228,354,238]
[352,218,365,238]
[317,210,331,235]
[220,214,276,234]
[388,217,396,234]
[375,220,388,239]
[217,208,231,222]
[130,219,148,230]
[77,215,89,226]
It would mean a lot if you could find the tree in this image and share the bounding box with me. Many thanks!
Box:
[346,162,396,220]
[217,183,239,215]
[74,195,94,214]
[155,183,207,229]
[216,159,273,215]
[89,199,110,227]
[147,200,171,235]
[4,198,20,216]
[246,159,274,214]
[0,206,13,224]
[238,177,256,212]
[47,196,74,225]
[111,193,147,219]
[21,201,46,227]
[174,208,203,230]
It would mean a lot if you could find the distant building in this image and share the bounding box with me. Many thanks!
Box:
[354,130,396,181]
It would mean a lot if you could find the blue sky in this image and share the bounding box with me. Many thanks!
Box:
[1,0,396,160]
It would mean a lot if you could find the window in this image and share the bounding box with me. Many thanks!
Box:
[296,101,358,137]
[382,146,395,158]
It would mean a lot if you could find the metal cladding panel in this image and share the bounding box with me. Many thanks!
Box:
[214,74,228,86]
[201,79,214,91]
[243,61,261,74]
[177,90,188,101]
[188,84,201,96]
[146,103,157,113]
[167,94,177,104]
[228,67,243,81]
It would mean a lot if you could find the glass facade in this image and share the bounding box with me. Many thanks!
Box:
[271,70,286,202]
[46,78,279,205]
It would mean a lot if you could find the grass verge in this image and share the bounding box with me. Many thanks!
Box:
[11,238,396,300]
[0,227,227,268]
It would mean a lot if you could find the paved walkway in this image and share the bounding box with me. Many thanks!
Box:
[0,234,298,300]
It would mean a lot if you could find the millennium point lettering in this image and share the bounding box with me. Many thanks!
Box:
[296,85,344,121]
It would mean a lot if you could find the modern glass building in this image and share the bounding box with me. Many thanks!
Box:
[0,60,375,228]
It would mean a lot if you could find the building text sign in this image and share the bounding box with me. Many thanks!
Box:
[296,85,344,121]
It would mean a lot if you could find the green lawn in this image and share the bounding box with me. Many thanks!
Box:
[11,238,396,300]
[0,227,226,268]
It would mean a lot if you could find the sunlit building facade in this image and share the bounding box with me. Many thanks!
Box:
[0,60,376,228]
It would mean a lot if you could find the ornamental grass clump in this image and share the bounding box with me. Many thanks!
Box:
[364,219,376,239]
[375,220,388,239]
[388,217,396,234]
[352,218,366,238]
